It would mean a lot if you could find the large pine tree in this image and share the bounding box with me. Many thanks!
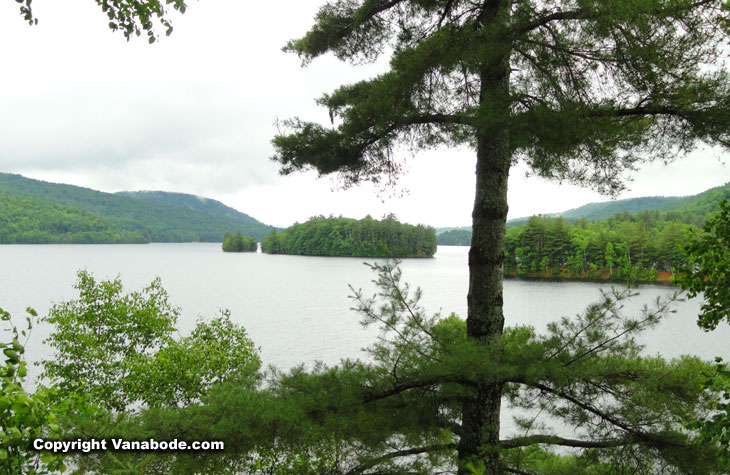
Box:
[272,1,730,472]
[273,0,730,472]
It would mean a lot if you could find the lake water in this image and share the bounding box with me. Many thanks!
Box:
[2,243,728,381]
[3,243,729,441]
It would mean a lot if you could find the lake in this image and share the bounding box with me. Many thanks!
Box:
[2,243,728,379]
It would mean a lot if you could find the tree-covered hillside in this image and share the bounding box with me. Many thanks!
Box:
[0,173,274,243]
[662,182,730,217]
[559,196,682,221]
[559,182,730,222]
[116,191,263,224]
[438,182,730,246]
[0,194,146,244]
[262,215,436,258]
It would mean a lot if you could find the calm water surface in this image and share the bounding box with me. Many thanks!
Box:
[1,243,728,384]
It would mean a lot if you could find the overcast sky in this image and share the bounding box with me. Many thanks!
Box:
[1,0,728,228]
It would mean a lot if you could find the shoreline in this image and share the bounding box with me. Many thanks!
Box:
[504,270,677,287]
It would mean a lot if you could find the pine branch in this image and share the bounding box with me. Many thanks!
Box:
[500,434,634,449]
[516,380,686,449]
[364,374,476,404]
[345,443,457,475]
[510,9,599,37]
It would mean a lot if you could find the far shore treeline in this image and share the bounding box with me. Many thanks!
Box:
[260,215,437,258]
[435,181,730,283]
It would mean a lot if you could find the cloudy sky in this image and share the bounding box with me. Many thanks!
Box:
[1,0,728,228]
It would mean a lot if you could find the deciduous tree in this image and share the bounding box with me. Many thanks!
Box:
[13,0,189,42]
[678,200,730,330]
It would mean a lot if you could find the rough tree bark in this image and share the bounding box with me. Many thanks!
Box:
[459,1,512,472]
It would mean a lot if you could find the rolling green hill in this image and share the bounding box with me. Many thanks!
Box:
[0,173,274,243]
[553,182,730,222]
[116,191,260,222]
[558,196,682,221]
[438,182,730,245]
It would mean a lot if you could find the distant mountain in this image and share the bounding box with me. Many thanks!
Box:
[556,182,729,221]
[557,196,683,221]
[116,191,265,227]
[437,181,730,245]
[0,173,275,243]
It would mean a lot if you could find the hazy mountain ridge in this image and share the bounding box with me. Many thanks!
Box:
[555,183,730,222]
[559,196,684,221]
[435,182,730,243]
[115,191,262,224]
[0,173,274,243]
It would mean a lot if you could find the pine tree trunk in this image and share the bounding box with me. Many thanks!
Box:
[457,2,511,473]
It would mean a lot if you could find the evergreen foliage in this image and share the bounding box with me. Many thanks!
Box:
[222,232,257,252]
[503,213,687,281]
[0,173,274,243]
[677,200,730,463]
[261,215,436,258]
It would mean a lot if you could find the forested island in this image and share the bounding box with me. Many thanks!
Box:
[221,232,257,252]
[261,215,437,257]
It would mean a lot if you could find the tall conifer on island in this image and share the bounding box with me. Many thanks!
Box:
[272,1,730,472]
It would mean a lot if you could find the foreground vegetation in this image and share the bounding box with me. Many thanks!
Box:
[1,270,261,474]
[261,215,437,258]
